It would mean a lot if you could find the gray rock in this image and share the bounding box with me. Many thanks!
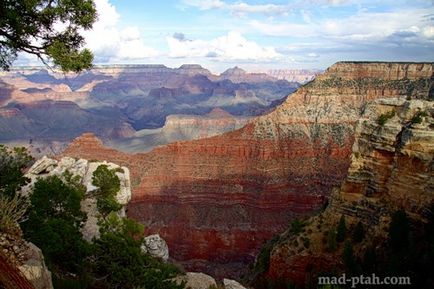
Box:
[174,272,217,289]
[141,234,169,261]
[223,278,247,289]
[19,242,53,289]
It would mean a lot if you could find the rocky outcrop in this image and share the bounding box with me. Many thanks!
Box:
[219,67,276,83]
[141,234,169,261]
[263,97,434,287]
[161,108,251,140]
[18,243,53,289]
[174,272,217,289]
[223,278,247,289]
[0,234,53,289]
[266,69,322,84]
[23,156,131,241]
[340,98,433,213]
[62,62,433,278]
[0,253,36,289]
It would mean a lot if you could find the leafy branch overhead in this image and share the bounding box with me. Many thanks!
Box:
[0,0,97,72]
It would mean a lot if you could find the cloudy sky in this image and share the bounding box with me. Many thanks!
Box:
[19,0,434,72]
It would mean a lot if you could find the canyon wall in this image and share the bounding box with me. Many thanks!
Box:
[62,62,433,278]
[265,97,433,287]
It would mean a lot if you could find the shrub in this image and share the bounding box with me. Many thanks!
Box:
[352,221,365,243]
[377,110,395,126]
[22,175,89,273]
[92,165,122,216]
[326,230,337,252]
[342,241,357,274]
[0,194,29,235]
[336,215,347,243]
[290,219,305,234]
[389,209,410,252]
[92,214,184,289]
[92,165,120,196]
[0,145,33,197]
[411,111,428,124]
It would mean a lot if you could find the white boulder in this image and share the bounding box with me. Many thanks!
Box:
[141,234,169,261]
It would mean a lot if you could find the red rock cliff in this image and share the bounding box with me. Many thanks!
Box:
[62,62,433,278]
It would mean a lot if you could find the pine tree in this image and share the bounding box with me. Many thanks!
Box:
[336,215,347,243]
[352,221,365,243]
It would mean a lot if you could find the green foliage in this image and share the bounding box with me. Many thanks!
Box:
[336,215,346,243]
[342,241,357,274]
[251,235,280,276]
[92,214,184,289]
[23,175,89,273]
[377,110,395,126]
[0,0,96,71]
[97,196,123,216]
[92,165,121,196]
[0,193,29,235]
[0,145,33,198]
[361,246,377,273]
[388,209,410,252]
[326,229,337,252]
[92,165,122,216]
[352,221,365,243]
[411,110,428,124]
[290,218,306,234]
[99,212,144,241]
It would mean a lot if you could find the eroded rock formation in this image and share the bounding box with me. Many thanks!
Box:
[62,62,433,278]
[23,156,131,241]
[263,97,434,287]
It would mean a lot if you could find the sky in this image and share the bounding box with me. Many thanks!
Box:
[17,0,434,73]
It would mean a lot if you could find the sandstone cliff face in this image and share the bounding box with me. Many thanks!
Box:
[266,69,321,84]
[161,108,251,140]
[62,62,433,279]
[265,97,434,287]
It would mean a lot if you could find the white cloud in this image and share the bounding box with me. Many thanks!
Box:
[250,20,316,37]
[183,0,292,16]
[167,31,281,61]
[182,0,357,16]
[183,0,225,10]
[83,0,159,62]
[250,8,434,43]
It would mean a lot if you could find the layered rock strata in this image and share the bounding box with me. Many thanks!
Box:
[62,62,433,278]
[265,98,434,287]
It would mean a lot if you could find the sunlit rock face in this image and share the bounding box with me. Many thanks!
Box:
[266,98,433,287]
[62,62,433,278]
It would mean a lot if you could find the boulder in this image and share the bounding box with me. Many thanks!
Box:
[141,234,169,261]
[26,156,57,175]
[19,242,53,289]
[223,279,247,289]
[174,272,217,289]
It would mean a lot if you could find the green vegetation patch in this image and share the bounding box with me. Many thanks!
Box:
[92,165,122,216]
[377,110,395,126]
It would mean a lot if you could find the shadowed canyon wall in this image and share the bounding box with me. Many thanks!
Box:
[62,62,433,278]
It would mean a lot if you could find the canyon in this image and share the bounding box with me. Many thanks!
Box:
[61,62,434,279]
[0,65,299,156]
